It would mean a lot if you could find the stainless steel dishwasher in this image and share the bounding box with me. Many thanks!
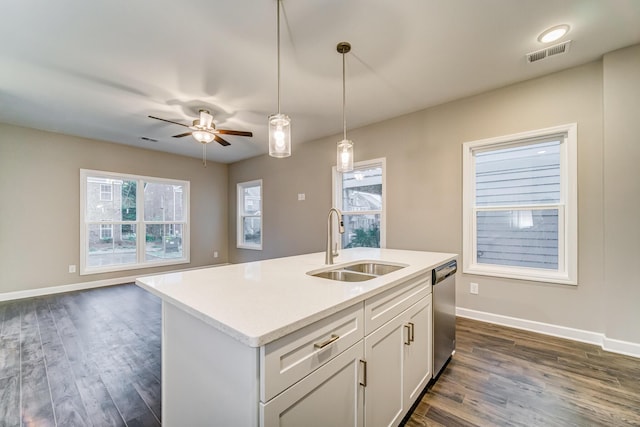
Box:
[432,259,457,378]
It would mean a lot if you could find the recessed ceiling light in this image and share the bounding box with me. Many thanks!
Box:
[538,25,570,44]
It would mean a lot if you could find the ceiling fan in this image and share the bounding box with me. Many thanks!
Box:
[149,109,253,146]
[149,109,253,166]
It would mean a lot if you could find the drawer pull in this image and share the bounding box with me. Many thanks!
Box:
[314,334,339,349]
[409,322,415,343]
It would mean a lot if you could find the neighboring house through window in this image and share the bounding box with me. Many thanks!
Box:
[81,169,189,275]
[237,179,262,250]
[462,124,577,284]
[100,183,113,201]
[333,158,386,249]
[100,224,113,240]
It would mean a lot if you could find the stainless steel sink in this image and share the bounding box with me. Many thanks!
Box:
[308,261,406,282]
[343,262,404,276]
[310,270,376,282]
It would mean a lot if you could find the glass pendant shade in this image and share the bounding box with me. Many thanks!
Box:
[268,113,291,158]
[336,139,354,172]
[192,130,215,143]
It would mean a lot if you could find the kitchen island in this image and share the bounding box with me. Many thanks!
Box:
[136,248,456,427]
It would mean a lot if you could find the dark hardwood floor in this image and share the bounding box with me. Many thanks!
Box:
[1,285,639,426]
[0,284,161,427]
[407,317,640,427]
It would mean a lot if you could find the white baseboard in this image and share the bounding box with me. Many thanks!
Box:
[456,307,640,359]
[602,336,640,359]
[0,263,229,302]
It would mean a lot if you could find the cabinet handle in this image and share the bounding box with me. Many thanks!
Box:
[404,324,411,345]
[314,334,339,349]
[409,322,415,343]
[359,359,367,387]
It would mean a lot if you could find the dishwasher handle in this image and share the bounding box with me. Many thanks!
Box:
[433,260,457,285]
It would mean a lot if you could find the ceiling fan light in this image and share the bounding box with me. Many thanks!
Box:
[336,139,353,172]
[268,113,291,158]
[192,130,215,143]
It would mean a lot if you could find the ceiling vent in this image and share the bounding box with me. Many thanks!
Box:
[526,40,572,63]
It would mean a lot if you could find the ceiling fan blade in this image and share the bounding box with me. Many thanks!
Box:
[173,132,193,138]
[148,115,190,128]
[216,129,253,137]
[215,135,231,146]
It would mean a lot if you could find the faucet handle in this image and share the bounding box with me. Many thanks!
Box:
[332,243,339,257]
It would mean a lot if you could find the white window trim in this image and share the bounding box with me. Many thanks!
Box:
[80,169,190,275]
[332,157,387,249]
[237,179,263,250]
[462,124,577,285]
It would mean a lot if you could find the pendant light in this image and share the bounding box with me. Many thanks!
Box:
[268,0,291,158]
[336,42,354,172]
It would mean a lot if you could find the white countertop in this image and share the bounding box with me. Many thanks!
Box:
[135,248,456,347]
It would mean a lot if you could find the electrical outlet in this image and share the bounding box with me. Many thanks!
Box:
[213,251,219,258]
[470,282,479,295]
[68,264,76,273]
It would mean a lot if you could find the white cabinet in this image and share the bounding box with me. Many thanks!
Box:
[261,303,364,402]
[160,271,434,427]
[363,309,405,426]
[363,294,432,427]
[260,341,365,427]
[403,295,433,407]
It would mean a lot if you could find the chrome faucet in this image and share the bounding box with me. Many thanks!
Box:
[326,208,345,264]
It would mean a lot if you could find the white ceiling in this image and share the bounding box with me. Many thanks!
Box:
[1,0,639,164]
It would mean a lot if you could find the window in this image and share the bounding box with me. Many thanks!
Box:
[100,183,113,201]
[462,124,577,284]
[100,224,113,240]
[80,170,189,275]
[333,158,386,249]
[237,179,262,250]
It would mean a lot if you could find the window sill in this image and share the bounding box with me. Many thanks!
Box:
[80,258,190,276]
[237,244,262,251]
[463,264,576,286]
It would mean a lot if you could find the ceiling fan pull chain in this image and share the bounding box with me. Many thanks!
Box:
[203,144,207,167]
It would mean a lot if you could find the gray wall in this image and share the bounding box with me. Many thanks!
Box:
[603,44,640,344]
[229,53,638,345]
[0,123,228,294]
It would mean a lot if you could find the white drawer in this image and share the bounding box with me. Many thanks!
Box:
[260,303,364,402]
[364,273,431,334]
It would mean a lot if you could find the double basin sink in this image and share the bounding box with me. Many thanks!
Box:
[308,261,406,282]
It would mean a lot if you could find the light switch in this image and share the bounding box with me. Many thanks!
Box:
[68,265,76,273]
[298,193,306,201]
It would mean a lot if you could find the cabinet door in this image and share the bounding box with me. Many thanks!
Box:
[260,342,364,427]
[402,294,432,410]
[363,314,405,427]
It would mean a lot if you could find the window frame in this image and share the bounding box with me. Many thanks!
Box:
[237,179,263,250]
[332,157,386,249]
[462,123,577,285]
[80,169,190,275]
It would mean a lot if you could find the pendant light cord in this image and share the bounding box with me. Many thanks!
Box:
[276,0,281,114]
[342,50,346,141]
